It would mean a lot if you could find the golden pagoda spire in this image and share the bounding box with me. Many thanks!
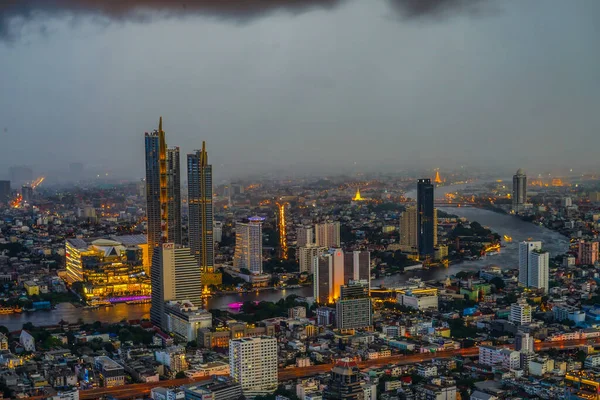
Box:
[353,188,364,201]
[434,169,442,184]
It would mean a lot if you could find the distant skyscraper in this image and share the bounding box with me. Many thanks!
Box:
[298,245,327,273]
[213,221,223,243]
[0,181,10,204]
[21,185,33,203]
[188,142,218,285]
[519,240,549,292]
[315,221,341,248]
[512,169,527,212]
[234,217,264,274]
[166,147,182,246]
[314,249,344,303]
[323,358,363,400]
[336,281,372,330]
[229,336,278,396]
[296,226,313,248]
[150,243,203,328]
[343,251,371,290]
[399,206,417,250]
[417,179,435,259]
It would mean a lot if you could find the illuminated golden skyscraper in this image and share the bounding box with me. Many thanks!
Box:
[188,142,221,286]
[277,203,288,260]
[145,117,181,261]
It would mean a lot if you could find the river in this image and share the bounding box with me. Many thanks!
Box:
[0,287,313,331]
[0,182,569,330]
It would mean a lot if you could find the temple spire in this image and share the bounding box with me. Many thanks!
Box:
[159,116,163,132]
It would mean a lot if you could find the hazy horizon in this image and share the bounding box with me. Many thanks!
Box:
[1,0,599,182]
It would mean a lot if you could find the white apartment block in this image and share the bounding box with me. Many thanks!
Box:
[509,301,532,325]
[479,346,520,370]
[229,336,278,396]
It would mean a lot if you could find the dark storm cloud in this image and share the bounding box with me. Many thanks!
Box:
[0,0,493,40]
[386,0,489,17]
[0,0,341,39]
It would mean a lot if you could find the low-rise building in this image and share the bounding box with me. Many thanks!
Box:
[94,356,125,388]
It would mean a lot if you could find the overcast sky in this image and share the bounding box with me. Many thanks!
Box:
[0,0,599,181]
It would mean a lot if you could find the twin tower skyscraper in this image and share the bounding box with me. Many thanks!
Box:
[144,118,220,327]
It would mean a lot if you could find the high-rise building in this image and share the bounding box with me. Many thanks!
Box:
[188,142,220,286]
[399,206,417,250]
[578,240,599,265]
[519,241,549,292]
[323,358,363,400]
[417,179,435,259]
[296,226,314,247]
[512,169,527,212]
[150,243,203,329]
[314,249,344,303]
[298,245,327,273]
[234,217,264,274]
[315,221,341,248]
[0,180,10,204]
[214,221,223,243]
[145,118,182,261]
[21,185,33,203]
[336,282,372,330]
[343,251,371,290]
[166,147,182,246]
[229,336,278,396]
[510,300,532,325]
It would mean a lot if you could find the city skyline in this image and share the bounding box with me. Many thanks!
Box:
[2,0,600,179]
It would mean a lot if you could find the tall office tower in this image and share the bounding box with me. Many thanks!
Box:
[188,142,220,286]
[314,249,344,303]
[234,217,264,274]
[578,240,599,265]
[399,206,417,250]
[315,221,341,248]
[343,251,371,290]
[519,241,549,292]
[298,245,326,273]
[145,118,168,261]
[512,168,527,212]
[296,226,314,247]
[417,178,435,259]
[150,243,203,328]
[323,358,363,400]
[213,221,223,243]
[166,147,182,246]
[21,185,33,203]
[229,336,278,396]
[336,282,372,330]
[0,180,10,204]
[529,249,549,292]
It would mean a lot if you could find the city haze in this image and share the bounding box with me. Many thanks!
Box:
[1,0,599,181]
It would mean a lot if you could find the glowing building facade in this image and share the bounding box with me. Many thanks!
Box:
[234,217,264,274]
[314,249,345,304]
[188,142,221,286]
[145,118,182,262]
[65,237,151,302]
